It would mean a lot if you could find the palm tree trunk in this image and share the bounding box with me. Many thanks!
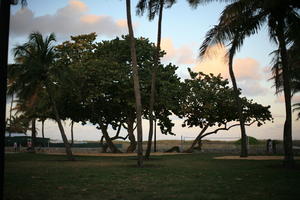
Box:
[45,85,74,161]
[145,0,164,160]
[31,118,36,152]
[8,93,14,137]
[276,18,294,168]
[228,53,248,157]
[71,120,74,146]
[126,0,143,167]
[0,1,10,197]
[154,118,157,152]
[41,120,45,138]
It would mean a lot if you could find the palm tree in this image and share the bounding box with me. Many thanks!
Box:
[6,83,16,137]
[13,98,40,152]
[271,39,300,122]
[13,32,74,161]
[136,0,176,159]
[125,0,144,167]
[189,0,300,167]
[6,114,30,134]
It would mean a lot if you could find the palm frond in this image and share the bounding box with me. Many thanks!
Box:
[187,0,236,8]
[21,0,27,7]
[200,3,266,59]
[136,0,176,20]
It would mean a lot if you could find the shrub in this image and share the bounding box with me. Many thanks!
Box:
[235,136,259,145]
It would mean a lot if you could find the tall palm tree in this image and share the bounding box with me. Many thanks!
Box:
[126,0,144,167]
[13,32,74,161]
[271,39,300,122]
[136,0,176,159]
[189,0,300,167]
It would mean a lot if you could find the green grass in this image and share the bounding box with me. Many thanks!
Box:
[4,153,300,200]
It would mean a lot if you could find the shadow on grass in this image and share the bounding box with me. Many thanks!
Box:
[265,162,300,170]
[125,163,164,168]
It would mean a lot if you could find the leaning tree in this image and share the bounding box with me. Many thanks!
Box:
[179,69,273,152]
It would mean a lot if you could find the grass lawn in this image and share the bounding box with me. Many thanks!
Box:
[4,153,300,200]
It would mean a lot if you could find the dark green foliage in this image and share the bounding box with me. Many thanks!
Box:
[235,136,259,145]
[55,33,181,136]
[179,69,273,129]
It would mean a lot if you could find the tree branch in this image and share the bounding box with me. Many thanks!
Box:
[200,121,257,139]
[111,134,129,141]
[100,135,104,145]
[112,123,122,138]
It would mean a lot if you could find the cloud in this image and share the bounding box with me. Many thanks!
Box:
[275,95,300,104]
[160,38,195,65]
[192,44,267,96]
[193,45,262,80]
[10,0,128,39]
[237,81,268,96]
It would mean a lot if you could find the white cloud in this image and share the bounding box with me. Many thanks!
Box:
[10,0,129,39]
[161,38,196,65]
[238,81,268,96]
[275,95,300,104]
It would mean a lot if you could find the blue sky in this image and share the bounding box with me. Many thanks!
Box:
[8,0,300,141]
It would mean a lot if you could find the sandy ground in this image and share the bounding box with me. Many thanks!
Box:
[214,156,300,160]
[44,152,188,157]
[8,151,300,160]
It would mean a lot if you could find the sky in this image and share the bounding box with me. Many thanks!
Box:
[6,0,300,142]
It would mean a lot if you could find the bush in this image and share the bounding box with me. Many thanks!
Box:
[235,136,259,145]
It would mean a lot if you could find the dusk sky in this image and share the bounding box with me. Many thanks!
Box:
[7,0,300,141]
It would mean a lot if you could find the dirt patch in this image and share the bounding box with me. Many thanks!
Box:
[214,156,300,160]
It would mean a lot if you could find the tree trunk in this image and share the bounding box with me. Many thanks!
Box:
[46,85,74,161]
[228,53,248,157]
[99,122,122,153]
[185,125,209,153]
[41,119,45,138]
[8,93,14,137]
[126,118,137,153]
[145,0,164,160]
[154,118,157,152]
[197,139,203,150]
[0,1,10,197]
[276,18,294,168]
[31,118,36,152]
[126,0,143,167]
[71,120,74,146]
